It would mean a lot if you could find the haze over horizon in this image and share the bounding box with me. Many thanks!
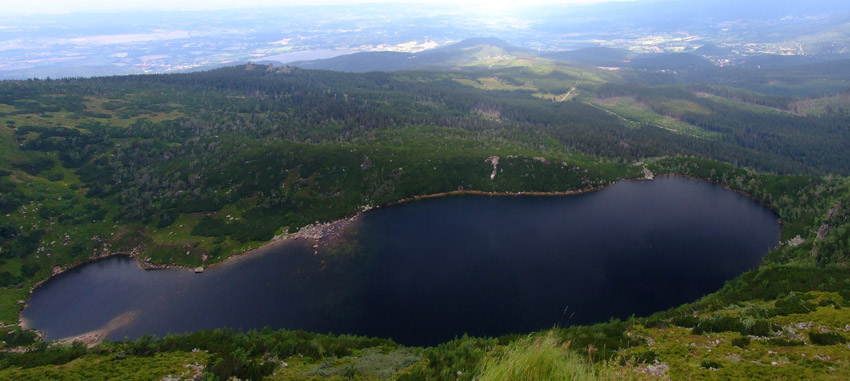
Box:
[5,0,637,15]
[2,0,849,79]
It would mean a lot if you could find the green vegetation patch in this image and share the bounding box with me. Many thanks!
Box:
[592,96,718,137]
[478,334,600,381]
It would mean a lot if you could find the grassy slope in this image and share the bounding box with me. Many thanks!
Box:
[0,351,209,380]
[794,93,850,116]
[589,96,718,138]
[628,292,850,379]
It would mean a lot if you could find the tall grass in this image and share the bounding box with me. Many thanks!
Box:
[478,334,599,381]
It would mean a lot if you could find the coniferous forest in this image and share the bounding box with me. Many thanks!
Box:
[3,56,850,379]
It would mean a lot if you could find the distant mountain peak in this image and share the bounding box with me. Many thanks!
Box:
[288,37,529,73]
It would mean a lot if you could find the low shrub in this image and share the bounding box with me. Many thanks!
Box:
[772,294,816,316]
[809,332,847,346]
[731,336,750,348]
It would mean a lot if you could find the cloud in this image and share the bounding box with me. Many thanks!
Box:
[6,0,636,15]
[66,31,192,45]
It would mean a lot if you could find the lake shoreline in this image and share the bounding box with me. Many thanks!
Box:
[19,214,362,328]
[18,172,780,333]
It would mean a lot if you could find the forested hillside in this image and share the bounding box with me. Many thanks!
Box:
[3,59,850,379]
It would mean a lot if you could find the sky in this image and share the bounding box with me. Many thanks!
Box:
[7,0,637,15]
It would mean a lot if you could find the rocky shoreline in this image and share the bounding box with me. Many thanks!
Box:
[18,215,362,329]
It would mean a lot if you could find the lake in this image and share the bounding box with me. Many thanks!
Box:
[22,176,780,346]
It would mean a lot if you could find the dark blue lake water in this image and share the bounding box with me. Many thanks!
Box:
[22,176,780,346]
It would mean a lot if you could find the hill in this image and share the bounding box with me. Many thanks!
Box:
[290,38,536,72]
[543,47,635,67]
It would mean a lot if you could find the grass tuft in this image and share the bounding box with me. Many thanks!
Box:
[478,334,600,381]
